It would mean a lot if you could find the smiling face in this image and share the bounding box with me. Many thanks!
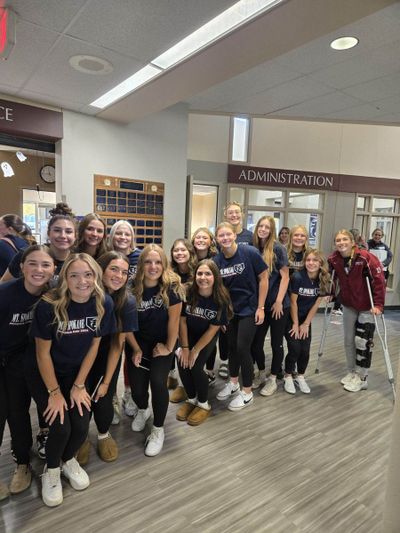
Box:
[291,229,307,250]
[21,250,55,294]
[143,250,163,286]
[66,259,95,302]
[279,228,289,244]
[372,229,383,243]
[216,226,237,251]
[257,218,271,240]
[172,241,190,265]
[225,205,242,228]
[83,220,104,248]
[196,264,215,295]
[48,219,76,252]
[305,253,320,276]
[335,232,353,257]
[102,258,129,293]
[193,231,211,252]
[113,224,133,253]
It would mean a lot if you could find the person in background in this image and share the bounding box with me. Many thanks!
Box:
[224,202,253,246]
[108,220,141,423]
[278,226,290,247]
[367,228,393,282]
[349,228,367,250]
[329,229,385,393]
[284,249,330,395]
[0,214,35,277]
[76,213,108,260]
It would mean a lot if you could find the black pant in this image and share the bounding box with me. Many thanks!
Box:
[227,315,257,388]
[0,366,6,449]
[218,331,229,362]
[178,335,218,403]
[205,345,217,372]
[127,353,173,428]
[1,353,33,465]
[251,308,289,374]
[285,322,312,375]
[29,370,90,469]
[87,350,122,434]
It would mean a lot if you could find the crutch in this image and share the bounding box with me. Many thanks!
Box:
[315,271,335,374]
[365,276,396,402]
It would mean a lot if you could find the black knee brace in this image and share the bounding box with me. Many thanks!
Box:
[355,320,375,369]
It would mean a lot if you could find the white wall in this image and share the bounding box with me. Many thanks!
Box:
[57,104,189,249]
[187,114,230,163]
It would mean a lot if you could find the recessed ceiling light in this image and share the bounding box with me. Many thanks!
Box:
[330,36,358,51]
[69,55,113,75]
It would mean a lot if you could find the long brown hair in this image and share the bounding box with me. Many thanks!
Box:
[76,213,107,258]
[170,238,197,282]
[1,214,36,245]
[253,216,277,274]
[191,227,218,258]
[97,251,129,331]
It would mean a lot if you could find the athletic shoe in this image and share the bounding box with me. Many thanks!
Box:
[0,480,9,501]
[216,381,240,400]
[41,466,63,507]
[260,377,278,397]
[340,372,355,385]
[131,407,151,431]
[9,464,32,494]
[283,376,296,394]
[295,376,311,394]
[97,435,118,462]
[145,427,165,457]
[122,391,138,417]
[76,438,91,466]
[111,394,121,425]
[187,406,211,425]
[218,362,229,379]
[252,369,266,389]
[36,430,48,460]
[169,386,187,403]
[344,374,368,392]
[62,457,90,490]
[228,390,254,411]
[176,402,196,421]
[206,371,216,387]
[332,309,343,316]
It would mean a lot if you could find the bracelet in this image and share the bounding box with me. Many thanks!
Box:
[181,345,189,348]
[73,383,86,390]
[102,381,110,386]
[47,385,60,395]
[258,306,265,310]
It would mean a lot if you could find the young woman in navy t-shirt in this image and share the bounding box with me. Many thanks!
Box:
[214,222,268,411]
[284,249,330,394]
[29,253,115,507]
[0,245,55,500]
[176,259,232,425]
[127,244,185,457]
[250,216,290,395]
[76,213,108,260]
[77,251,138,465]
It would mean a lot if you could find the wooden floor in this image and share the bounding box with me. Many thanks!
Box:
[1,311,399,533]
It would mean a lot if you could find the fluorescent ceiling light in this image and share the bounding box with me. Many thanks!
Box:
[330,36,359,51]
[153,0,283,69]
[90,64,162,109]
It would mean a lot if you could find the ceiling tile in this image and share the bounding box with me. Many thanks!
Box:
[322,103,384,121]
[342,72,400,103]
[274,91,362,118]
[17,89,83,112]
[9,0,87,33]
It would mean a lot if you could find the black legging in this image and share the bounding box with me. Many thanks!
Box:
[87,350,122,434]
[0,364,9,452]
[251,308,289,374]
[227,315,257,388]
[29,370,90,469]
[285,321,312,375]
[127,352,173,428]
[178,335,218,403]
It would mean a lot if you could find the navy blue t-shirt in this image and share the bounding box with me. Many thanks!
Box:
[0,235,29,277]
[30,293,116,376]
[135,285,183,355]
[127,248,141,281]
[236,228,254,246]
[183,295,228,347]
[290,269,321,322]
[214,246,267,317]
[0,277,41,354]
[288,250,305,275]
[265,242,290,311]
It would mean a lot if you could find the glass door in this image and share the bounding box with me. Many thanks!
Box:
[190,184,219,237]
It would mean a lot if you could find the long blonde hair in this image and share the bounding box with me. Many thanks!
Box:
[334,229,357,268]
[133,244,185,306]
[191,227,218,258]
[253,216,277,274]
[287,225,309,264]
[304,248,331,295]
[42,253,105,334]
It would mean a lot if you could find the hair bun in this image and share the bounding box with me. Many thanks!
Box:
[49,202,75,217]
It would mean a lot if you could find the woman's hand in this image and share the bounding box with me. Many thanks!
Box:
[44,393,68,425]
[271,301,283,320]
[95,383,109,402]
[255,308,265,325]
[70,386,91,416]
[289,324,300,339]
[133,349,143,367]
[371,306,382,315]
[178,347,190,368]
[153,343,171,357]
[299,323,310,339]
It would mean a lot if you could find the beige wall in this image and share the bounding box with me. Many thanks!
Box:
[0,150,55,215]
[188,114,230,163]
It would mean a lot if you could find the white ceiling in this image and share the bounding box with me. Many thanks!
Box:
[1,0,400,125]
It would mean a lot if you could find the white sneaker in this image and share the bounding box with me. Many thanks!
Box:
[131,407,151,431]
[284,376,296,394]
[260,377,278,397]
[344,374,368,392]
[218,362,229,379]
[122,391,138,417]
[228,390,254,411]
[295,376,311,394]
[216,381,240,400]
[145,426,165,457]
[252,369,266,389]
[62,457,90,490]
[340,372,355,385]
[41,466,63,507]
[111,394,120,425]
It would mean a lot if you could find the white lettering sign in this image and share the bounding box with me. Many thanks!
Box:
[237,169,334,189]
[0,106,14,122]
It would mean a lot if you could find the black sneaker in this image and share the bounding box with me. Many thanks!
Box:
[36,431,48,460]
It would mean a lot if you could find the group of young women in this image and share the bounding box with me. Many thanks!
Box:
[0,200,387,508]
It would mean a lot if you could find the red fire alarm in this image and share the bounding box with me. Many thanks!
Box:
[0,7,16,61]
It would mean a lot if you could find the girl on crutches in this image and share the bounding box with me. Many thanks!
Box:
[328,229,386,392]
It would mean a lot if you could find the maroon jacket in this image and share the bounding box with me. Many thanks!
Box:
[328,247,385,312]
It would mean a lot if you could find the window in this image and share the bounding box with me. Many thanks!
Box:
[248,189,283,207]
[247,209,283,233]
[231,116,250,162]
[288,192,323,210]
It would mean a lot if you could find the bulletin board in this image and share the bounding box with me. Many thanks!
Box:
[94,175,164,248]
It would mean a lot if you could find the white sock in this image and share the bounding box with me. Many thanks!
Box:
[270,375,277,382]
[187,397,197,406]
[197,400,210,410]
[98,432,110,440]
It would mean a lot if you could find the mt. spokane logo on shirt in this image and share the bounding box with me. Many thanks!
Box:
[10,310,34,326]
[220,262,245,277]
[186,305,217,321]
[57,316,97,334]
[139,296,164,311]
